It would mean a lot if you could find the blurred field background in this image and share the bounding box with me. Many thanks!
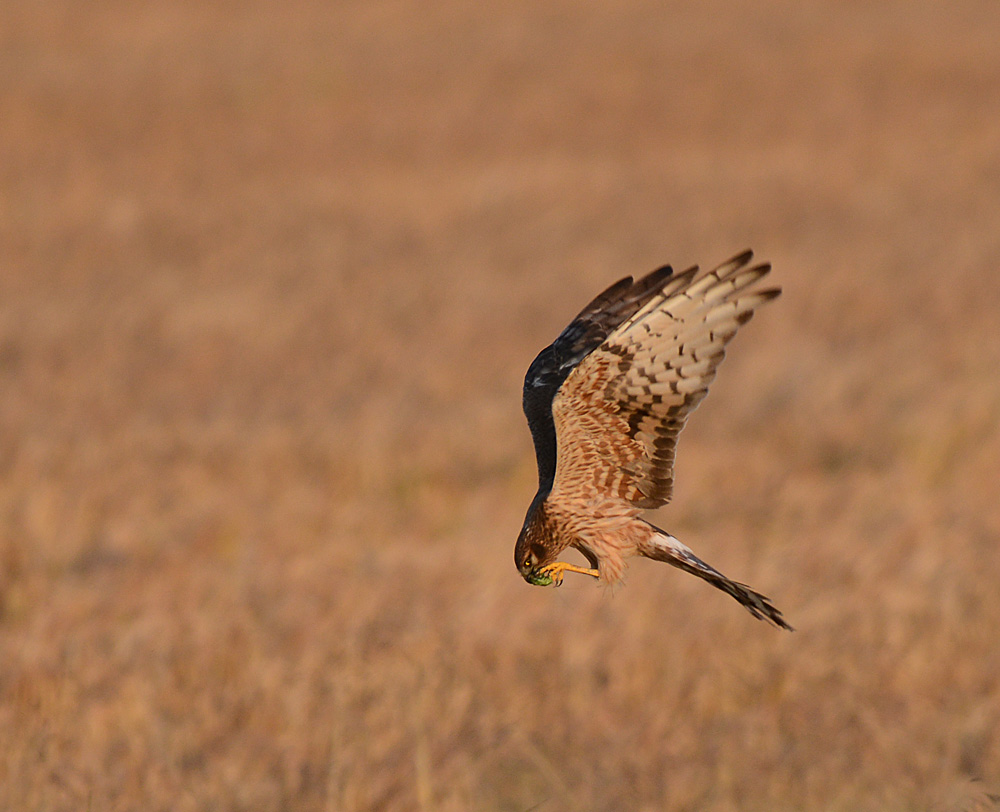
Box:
[2,1,1000,810]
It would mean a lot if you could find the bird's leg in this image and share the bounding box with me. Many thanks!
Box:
[539,561,601,586]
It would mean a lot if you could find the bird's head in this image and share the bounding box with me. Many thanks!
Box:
[514,524,555,586]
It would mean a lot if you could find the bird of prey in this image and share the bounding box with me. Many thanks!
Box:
[515,250,791,629]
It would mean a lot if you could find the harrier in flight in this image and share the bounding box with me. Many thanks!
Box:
[515,250,791,629]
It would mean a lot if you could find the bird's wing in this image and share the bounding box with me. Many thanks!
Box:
[549,251,779,510]
[523,264,675,395]
[521,264,676,489]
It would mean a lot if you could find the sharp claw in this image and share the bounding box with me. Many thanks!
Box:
[539,561,600,586]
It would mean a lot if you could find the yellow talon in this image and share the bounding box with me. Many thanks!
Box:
[540,561,601,586]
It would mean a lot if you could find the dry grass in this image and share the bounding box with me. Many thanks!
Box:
[3,1,1000,810]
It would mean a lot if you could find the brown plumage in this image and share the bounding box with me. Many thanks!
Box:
[515,250,791,629]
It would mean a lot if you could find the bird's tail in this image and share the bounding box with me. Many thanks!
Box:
[641,526,793,630]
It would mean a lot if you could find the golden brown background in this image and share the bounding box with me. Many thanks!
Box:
[3,1,1000,810]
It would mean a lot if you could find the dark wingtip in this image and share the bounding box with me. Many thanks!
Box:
[571,275,634,322]
[625,263,674,301]
[642,263,674,284]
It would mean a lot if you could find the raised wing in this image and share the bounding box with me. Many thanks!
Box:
[549,251,779,510]
[522,264,675,490]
